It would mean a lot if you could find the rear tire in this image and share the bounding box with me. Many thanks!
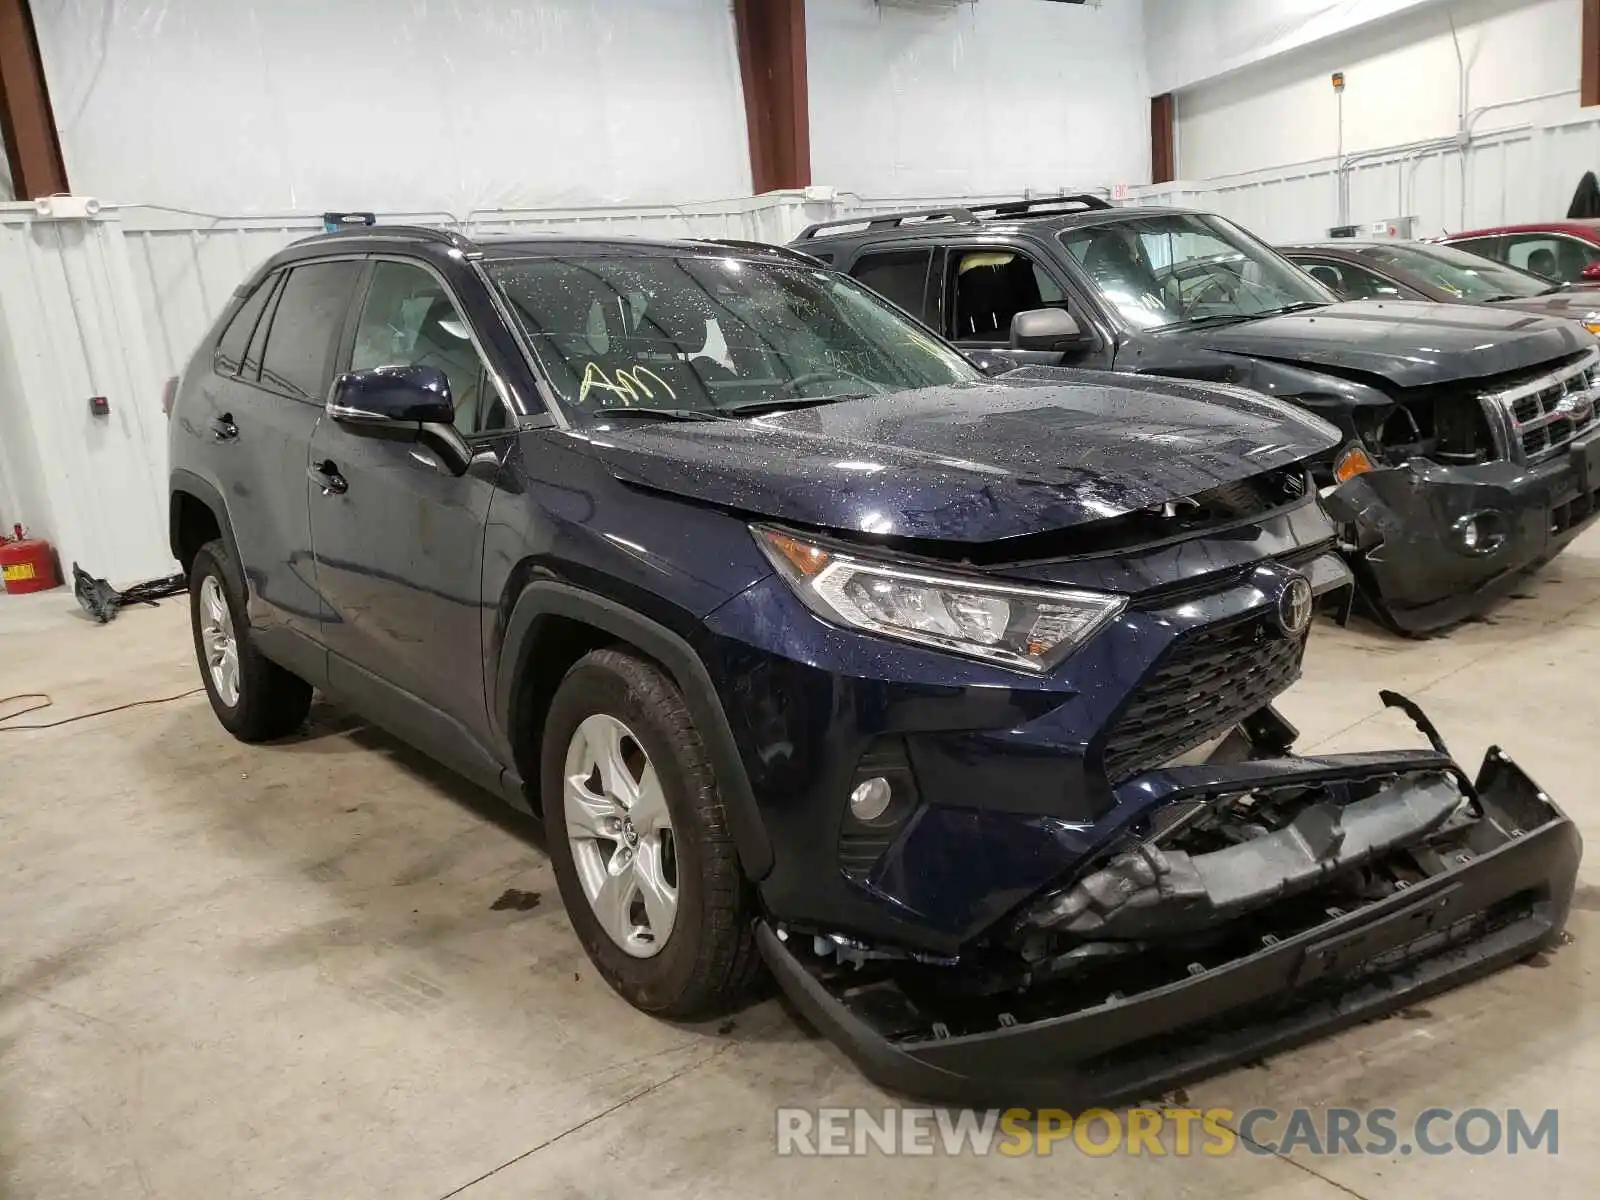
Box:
[188,539,312,742]
[541,647,762,1019]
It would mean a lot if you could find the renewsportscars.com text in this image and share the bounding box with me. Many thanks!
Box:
[774,1106,1559,1157]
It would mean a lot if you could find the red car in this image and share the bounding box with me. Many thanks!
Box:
[1435,220,1600,286]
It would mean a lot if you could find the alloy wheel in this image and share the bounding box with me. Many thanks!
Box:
[563,713,679,957]
[199,575,240,708]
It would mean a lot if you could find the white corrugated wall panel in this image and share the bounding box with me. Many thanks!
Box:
[0,207,170,582]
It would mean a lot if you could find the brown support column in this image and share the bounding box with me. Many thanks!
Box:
[734,0,811,194]
[1150,92,1176,184]
[1583,0,1600,106]
[0,0,68,198]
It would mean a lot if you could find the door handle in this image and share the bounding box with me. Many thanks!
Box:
[308,460,348,496]
[210,414,238,442]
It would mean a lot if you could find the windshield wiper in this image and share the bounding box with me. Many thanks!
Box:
[1163,313,1258,329]
[1255,301,1327,315]
[718,394,873,417]
[589,406,724,422]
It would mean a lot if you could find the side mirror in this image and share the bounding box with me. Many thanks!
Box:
[1010,307,1090,352]
[328,364,454,429]
[1581,262,1600,281]
[964,348,1019,377]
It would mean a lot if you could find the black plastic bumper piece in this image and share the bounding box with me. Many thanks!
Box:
[758,750,1580,1108]
[1325,430,1600,634]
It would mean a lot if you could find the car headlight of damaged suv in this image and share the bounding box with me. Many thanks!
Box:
[754,526,1125,671]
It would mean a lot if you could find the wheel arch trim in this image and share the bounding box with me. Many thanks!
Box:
[496,580,774,880]
[169,469,244,576]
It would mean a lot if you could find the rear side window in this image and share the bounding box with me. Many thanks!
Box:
[214,274,276,376]
[850,249,933,321]
[257,261,362,401]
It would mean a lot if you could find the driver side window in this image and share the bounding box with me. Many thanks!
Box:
[349,261,506,435]
[946,248,1065,343]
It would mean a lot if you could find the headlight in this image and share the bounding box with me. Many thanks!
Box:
[753,526,1125,672]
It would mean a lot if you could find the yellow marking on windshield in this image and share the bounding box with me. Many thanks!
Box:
[579,361,678,406]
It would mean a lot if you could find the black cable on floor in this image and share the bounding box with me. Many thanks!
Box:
[0,688,204,730]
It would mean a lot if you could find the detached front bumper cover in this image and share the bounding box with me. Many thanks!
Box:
[758,738,1580,1108]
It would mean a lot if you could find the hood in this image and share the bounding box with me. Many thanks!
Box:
[566,371,1338,544]
[1489,292,1600,327]
[1176,300,1594,388]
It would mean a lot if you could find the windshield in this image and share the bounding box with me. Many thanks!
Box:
[1060,213,1334,330]
[1356,242,1550,300]
[487,255,978,420]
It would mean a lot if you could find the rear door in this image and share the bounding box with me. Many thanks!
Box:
[206,257,361,683]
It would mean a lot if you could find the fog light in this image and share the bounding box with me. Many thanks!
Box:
[1451,510,1507,556]
[849,777,893,822]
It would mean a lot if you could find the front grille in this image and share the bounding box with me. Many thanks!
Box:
[1100,614,1306,784]
[1484,352,1599,461]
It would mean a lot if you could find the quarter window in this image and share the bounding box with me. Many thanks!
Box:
[348,261,505,435]
[257,261,362,401]
[242,274,283,381]
[214,274,276,377]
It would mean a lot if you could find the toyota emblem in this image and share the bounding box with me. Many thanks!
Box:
[1277,574,1314,638]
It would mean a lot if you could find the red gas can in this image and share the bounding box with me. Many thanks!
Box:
[0,525,62,594]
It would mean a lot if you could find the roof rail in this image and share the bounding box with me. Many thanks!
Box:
[297,223,477,252]
[696,237,828,266]
[968,194,1114,219]
[794,207,979,240]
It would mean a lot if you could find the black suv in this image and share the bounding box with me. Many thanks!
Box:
[796,196,1600,634]
[167,225,1577,1105]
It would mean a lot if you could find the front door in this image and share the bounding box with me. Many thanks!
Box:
[308,258,514,782]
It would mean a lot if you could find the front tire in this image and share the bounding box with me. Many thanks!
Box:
[188,539,312,741]
[541,647,761,1019]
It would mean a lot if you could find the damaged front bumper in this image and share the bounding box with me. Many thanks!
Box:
[758,729,1580,1108]
[1324,428,1600,634]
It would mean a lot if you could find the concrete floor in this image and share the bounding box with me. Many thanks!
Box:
[3,540,1598,1200]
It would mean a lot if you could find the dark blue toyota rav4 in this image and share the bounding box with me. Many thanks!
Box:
[168,225,1578,1105]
